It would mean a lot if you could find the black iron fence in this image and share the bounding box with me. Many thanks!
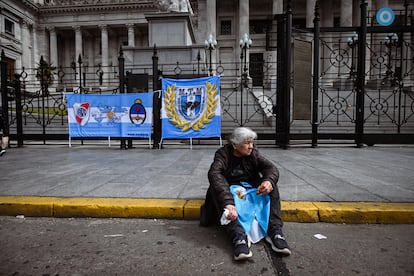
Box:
[1,47,278,146]
[0,1,413,147]
[275,1,414,147]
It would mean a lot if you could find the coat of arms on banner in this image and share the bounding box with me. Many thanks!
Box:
[164,81,218,132]
[129,99,146,124]
[73,102,90,126]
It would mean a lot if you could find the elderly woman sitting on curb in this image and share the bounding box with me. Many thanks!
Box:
[201,127,290,261]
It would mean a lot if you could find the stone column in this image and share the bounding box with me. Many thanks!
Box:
[272,0,282,14]
[320,1,333,27]
[270,0,283,90]
[239,0,249,65]
[306,0,317,28]
[100,25,109,86]
[32,26,39,70]
[352,0,360,26]
[74,26,83,61]
[340,0,353,26]
[374,0,388,10]
[48,26,58,67]
[21,20,32,71]
[35,26,47,63]
[206,0,216,38]
[127,24,135,47]
[239,0,249,40]
[206,0,217,70]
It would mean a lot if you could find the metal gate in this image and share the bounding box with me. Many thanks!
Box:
[1,48,278,146]
[275,1,414,148]
[1,2,413,147]
[1,53,74,144]
[120,47,278,146]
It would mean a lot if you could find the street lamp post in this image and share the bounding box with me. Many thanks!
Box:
[83,62,88,88]
[204,34,217,76]
[385,32,398,47]
[347,32,358,79]
[239,33,252,126]
[239,33,252,87]
[77,54,82,93]
[384,32,401,133]
[384,33,399,85]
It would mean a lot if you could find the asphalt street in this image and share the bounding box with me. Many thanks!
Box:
[0,143,413,275]
[0,216,413,276]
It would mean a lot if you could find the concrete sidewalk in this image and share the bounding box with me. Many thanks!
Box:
[0,142,413,223]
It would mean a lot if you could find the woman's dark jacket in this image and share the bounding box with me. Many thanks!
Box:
[207,144,279,209]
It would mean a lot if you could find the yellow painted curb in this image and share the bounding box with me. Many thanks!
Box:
[180,200,321,222]
[184,199,204,220]
[0,196,55,217]
[1,196,414,224]
[53,198,186,219]
[0,196,187,219]
[314,202,414,224]
[281,201,319,222]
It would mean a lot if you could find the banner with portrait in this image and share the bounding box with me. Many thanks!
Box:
[66,93,153,138]
[161,76,221,139]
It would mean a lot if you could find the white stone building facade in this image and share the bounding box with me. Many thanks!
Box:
[0,0,408,89]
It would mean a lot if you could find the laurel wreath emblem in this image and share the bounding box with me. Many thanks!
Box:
[164,82,218,132]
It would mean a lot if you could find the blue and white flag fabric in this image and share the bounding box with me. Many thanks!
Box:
[230,182,270,243]
[161,76,221,139]
[66,93,153,138]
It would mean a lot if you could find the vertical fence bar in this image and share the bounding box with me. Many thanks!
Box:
[275,1,292,148]
[39,56,47,145]
[118,47,125,94]
[152,44,161,149]
[275,14,285,146]
[240,47,244,126]
[14,73,23,147]
[355,0,367,147]
[78,54,82,93]
[118,47,127,149]
[312,1,320,148]
[397,33,403,134]
[285,1,292,147]
[1,50,9,140]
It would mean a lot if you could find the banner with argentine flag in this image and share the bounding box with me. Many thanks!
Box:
[161,76,221,139]
[66,93,153,138]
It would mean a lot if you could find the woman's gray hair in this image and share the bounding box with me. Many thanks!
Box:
[229,127,257,145]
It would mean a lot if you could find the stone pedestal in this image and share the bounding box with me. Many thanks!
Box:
[146,12,195,47]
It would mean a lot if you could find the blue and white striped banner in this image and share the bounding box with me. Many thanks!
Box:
[66,93,153,138]
[161,76,221,139]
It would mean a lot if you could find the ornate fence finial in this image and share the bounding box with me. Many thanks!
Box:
[153,44,157,56]
[314,0,320,21]
[287,0,292,13]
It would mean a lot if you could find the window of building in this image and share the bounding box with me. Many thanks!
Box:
[292,18,306,29]
[334,17,340,28]
[3,56,15,80]
[220,20,232,35]
[394,15,404,26]
[249,19,271,34]
[5,18,15,36]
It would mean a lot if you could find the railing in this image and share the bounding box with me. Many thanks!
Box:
[1,2,413,146]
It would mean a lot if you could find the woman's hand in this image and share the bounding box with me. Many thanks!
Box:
[224,204,238,221]
[257,180,273,195]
